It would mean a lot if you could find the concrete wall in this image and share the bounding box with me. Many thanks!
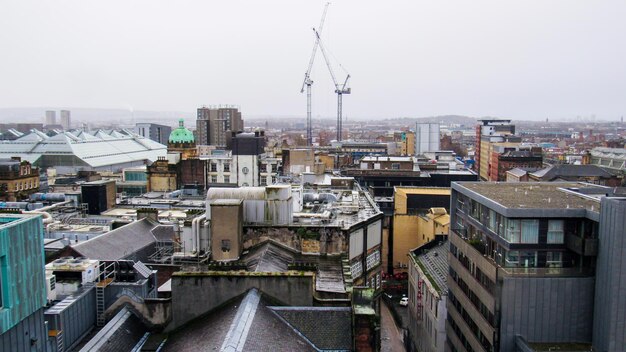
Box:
[168,272,314,331]
[593,198,626,352]
[499,276,595,351]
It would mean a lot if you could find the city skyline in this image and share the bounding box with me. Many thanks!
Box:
[0,1,625,121]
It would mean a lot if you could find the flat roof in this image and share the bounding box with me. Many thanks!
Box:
[394,187,451,197]
[457,182,603,211]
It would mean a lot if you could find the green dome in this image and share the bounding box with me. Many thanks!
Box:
[169,119,195,144]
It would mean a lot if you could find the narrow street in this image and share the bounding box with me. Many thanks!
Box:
[381,302,406,352]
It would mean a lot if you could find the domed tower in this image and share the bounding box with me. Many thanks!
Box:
[168,119,197,159]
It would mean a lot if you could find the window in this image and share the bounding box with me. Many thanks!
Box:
[546,251,563,267]
[223,176,230,183]
[519,251,537,267]
[488,210,497,232]
[221,239,231,252]
[547,220,564,244]
[505,219,538,243]
[224,163,230,172]
[210,163,217,172]
[211,176,217,183]
[505,251,519,267]
[505,219,521,242]
[521,220,539,243]
[391,163,400,170]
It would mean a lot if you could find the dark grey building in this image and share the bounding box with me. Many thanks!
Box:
[196,106,243,147]
[135,122,172,145]
[447,182,626,352]
[593,197,626,351]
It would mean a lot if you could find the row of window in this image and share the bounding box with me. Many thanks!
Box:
[3,180,38,192]
[449,266,495,327]
[450,242,496,295]
[448,313,477,352]
[459,194,566,245]
[449,291,494,351]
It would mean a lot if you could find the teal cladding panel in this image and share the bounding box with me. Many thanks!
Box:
[0,214,47,334]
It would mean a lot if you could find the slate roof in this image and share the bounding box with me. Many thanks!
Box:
[162,289,320,352]
[241,240,346,293]
[71,218,157,260]
[79,307,147,352]
[270,306,352,351]
[151,225,176,242]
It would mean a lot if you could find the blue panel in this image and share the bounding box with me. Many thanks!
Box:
[0,214,47,334]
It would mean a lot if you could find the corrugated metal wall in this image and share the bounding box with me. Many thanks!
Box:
[0,308,49,352]
[499,276,594,350]
[45,287,96,351]
[593,198,626,351]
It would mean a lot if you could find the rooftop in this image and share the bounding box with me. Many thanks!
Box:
[457,182,605,211]
[411,240,449,295]
[162,289,351,351]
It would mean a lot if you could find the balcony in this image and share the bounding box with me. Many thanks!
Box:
[450,228,498,282]
[498,266,594,277]
[565,233,598,257]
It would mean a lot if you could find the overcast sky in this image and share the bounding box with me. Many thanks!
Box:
[0,0,624,121]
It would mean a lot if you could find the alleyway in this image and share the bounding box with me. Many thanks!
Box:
[381,302,406,352]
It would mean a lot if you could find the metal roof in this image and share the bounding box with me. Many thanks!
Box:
[0,129,166,168]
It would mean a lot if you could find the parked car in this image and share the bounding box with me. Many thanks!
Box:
[399,297,409,306]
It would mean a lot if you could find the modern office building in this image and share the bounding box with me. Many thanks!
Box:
[135,122,172,145]
[60,110,71,130]
[447,182,626,351]
[196,106,244,147]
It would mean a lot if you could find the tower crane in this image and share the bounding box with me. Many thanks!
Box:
[301,2,330,147]
[313,28,351,142]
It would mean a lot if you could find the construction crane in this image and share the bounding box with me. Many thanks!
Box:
[301,2,330,147]
[313,28,351,142]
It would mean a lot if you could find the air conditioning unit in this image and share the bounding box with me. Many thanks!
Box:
[46,274,57,303]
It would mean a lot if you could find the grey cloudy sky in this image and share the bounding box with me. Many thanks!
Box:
[0,0,624,121]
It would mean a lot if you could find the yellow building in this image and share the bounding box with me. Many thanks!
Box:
[392,187,450,272]
[401,131,415,156]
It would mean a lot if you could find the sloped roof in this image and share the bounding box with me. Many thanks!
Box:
[0,129,166,168]
[162,289,319,352]
[270,306,352,351]
[78,307,147,352]
[530,164,614,180]
[506,167,528,177]
[71,218,157,260]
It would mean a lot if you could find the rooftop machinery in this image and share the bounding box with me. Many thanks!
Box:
[300,2,330,147]
[314,28,351,142]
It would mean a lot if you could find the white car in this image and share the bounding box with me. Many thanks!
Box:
[399,297,409,306]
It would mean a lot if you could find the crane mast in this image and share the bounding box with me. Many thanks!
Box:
[313,28,351,142]
[301,3,330,147]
